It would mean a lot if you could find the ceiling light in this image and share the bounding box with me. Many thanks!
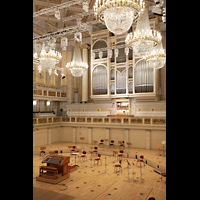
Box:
[143,41,166,69]
[125,7,162,56]
[66,45,88,77]
[93,0,145,35]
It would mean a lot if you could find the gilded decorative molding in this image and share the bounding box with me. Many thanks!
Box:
[57,92,60,97]
[104,118,109,123]
[130,118,143,124]
[38,118,47,124]
[71,117,75,122]
[87,118,91,122]
[144,118,151,124]
[33,116,166,127]
[33,89,42,95]
[48,91,56,96]
[61,93,67,97]
[111,118,121,123]
[33,118,37,124]
[123,118,129,124]
[77,117,85,122]
[62,117,70,122]
[93,118,103,123]
[152,118,166,125]
[53,117,61,122]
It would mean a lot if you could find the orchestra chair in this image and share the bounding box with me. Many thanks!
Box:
[49,151,55,155]
[94,154,102,165]
[93,146,98,155]
[136,155,144,167]
[120,141,125,149]
[40,146,46,157]
[54,150,58,154]
[109,140,115,148]
[99,139,104,148]
[156,144,162,156]
[70,146,76,155]
[93,140,98,147]
[114,160,122,173]
[118,150,124,160]
[113,150,118,162]
[161,173,166,182]
[80,150,87,162]
[126,142,132,148]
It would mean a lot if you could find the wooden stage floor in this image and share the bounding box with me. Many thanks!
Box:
[33,142,166,200]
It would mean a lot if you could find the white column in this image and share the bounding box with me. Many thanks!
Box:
[72,127,76,143]
[145,129,151,149]
[124,129,129,147]
[88,127,92,144]
[47,128,51,145]
[105,128,110,145]
[82,44,88,102]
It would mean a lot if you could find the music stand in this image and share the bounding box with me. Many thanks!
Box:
[80,137,85,150]
[161,140,166,156]
[124,160,132,182]
[140,163,144,183]
[124,159,131,169]
[132,162,136,182]
[89,150,94,167]
[118,141,123,149]
[113,150,118,162]
[126,142,132,158]
[101,157,109,174]
[93,140,98,148]
[104,139,109,151]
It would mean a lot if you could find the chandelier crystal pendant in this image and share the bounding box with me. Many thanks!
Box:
[125,7,162,56]
[33,43,62,75]
[93,0,145,35]
[143,41,166,69]
[66,46,88,77]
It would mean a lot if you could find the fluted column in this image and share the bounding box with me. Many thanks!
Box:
[82,44,88,103]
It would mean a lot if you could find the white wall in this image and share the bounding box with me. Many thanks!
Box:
[33,125,166,150]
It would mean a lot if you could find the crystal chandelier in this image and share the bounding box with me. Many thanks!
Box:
[93,0,145,35]
[143,41,166,69]
[66,45,88,77]
[125,7,162,56]
[33,43,62,75]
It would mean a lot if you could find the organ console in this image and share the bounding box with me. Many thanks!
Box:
[36,154,70,184]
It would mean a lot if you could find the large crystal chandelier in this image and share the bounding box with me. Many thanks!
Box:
[66,45,88,77]
[143,41,166,69]
[33,42,62,75]
[93,0,145,35]
[125,7,162,56]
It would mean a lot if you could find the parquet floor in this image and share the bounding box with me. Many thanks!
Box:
[33,142,166,200]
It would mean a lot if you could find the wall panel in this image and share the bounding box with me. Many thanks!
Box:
[92,127,106,143]
[129,129,146,149]
[150,130,166,150]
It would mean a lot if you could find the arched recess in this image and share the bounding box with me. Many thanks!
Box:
[92,65,108,95]
[134,59,154,93]
[92,39,108,59]
[116,68,126,94]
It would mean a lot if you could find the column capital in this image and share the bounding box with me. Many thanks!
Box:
[81,43,89,49]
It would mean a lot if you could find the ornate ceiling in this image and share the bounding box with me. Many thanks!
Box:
[33,0,166,42]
